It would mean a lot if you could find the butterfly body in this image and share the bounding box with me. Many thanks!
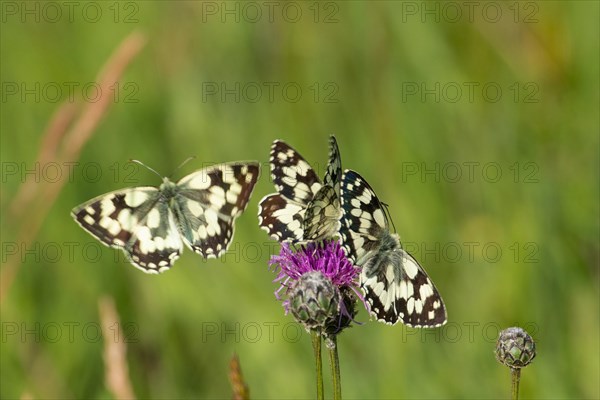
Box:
[358,231,401,274]
[340,169,447,327]
[72,162,260,273]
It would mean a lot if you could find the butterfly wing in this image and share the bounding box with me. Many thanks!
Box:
[303,185,340,241]
[175,162,260,258]
[71,188,183,273]
[258,194,305,241]
[302,135,343,241]
[324,135,342,195]
[340,169,447,327]
[360,246,447,327]
[339,169,388,263]
[395,249,447,327]
[303,185,341,241]
[258,140,322,242]
[269,140,322,203]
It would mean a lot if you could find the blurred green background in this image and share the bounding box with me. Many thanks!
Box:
[1,1,598,399]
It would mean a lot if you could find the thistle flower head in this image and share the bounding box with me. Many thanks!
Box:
[495,327,536,369]
[269,240,361,334]
[288,270,339,330]
[270,240,359,288]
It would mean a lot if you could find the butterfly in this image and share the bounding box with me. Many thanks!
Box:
[258,136,342,243]
[72,161,260,273]
[339,169,447,327]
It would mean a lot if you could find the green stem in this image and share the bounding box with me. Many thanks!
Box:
[511,368,521,400]
[311,331,324,400]
[328,336,342,400]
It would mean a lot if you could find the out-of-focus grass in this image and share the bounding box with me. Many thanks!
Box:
[1,2,598,399]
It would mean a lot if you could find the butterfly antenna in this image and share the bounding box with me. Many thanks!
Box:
[382,202,398,233]
[169,156,196,179]
[130,159,163,180]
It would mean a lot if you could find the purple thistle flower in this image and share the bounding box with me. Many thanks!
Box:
[269,240,364,333]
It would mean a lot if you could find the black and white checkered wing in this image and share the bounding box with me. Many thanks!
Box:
[339,170,386,263]
[258,140,322,242]
[324,135,342,195]
[72,188,183,273]
[258,194,306,242]
[303,185,341,241]
[176,162,260,258]
[340,169,447,327]
[303,135,342,241]
[269,140,322,203]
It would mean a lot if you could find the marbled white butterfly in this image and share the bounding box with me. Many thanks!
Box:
[340,169,447,327]
[72,161,260,273]
[258,136,342,242]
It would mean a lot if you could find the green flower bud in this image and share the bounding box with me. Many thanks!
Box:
[325,286,357,337]
[289,271,339,332]
[495,327,536,369]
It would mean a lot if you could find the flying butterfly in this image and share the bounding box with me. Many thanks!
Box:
[339,169,447,327]
[258,136,342,242]
[72,160,260,273]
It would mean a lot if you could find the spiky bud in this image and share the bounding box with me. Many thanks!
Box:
[324,286,357,337]
[495,327,536,369]
[289,270,339,331]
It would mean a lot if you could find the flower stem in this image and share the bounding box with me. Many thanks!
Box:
[311,331,324,400]
[511,368,521,400]
[328,336,342,400]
